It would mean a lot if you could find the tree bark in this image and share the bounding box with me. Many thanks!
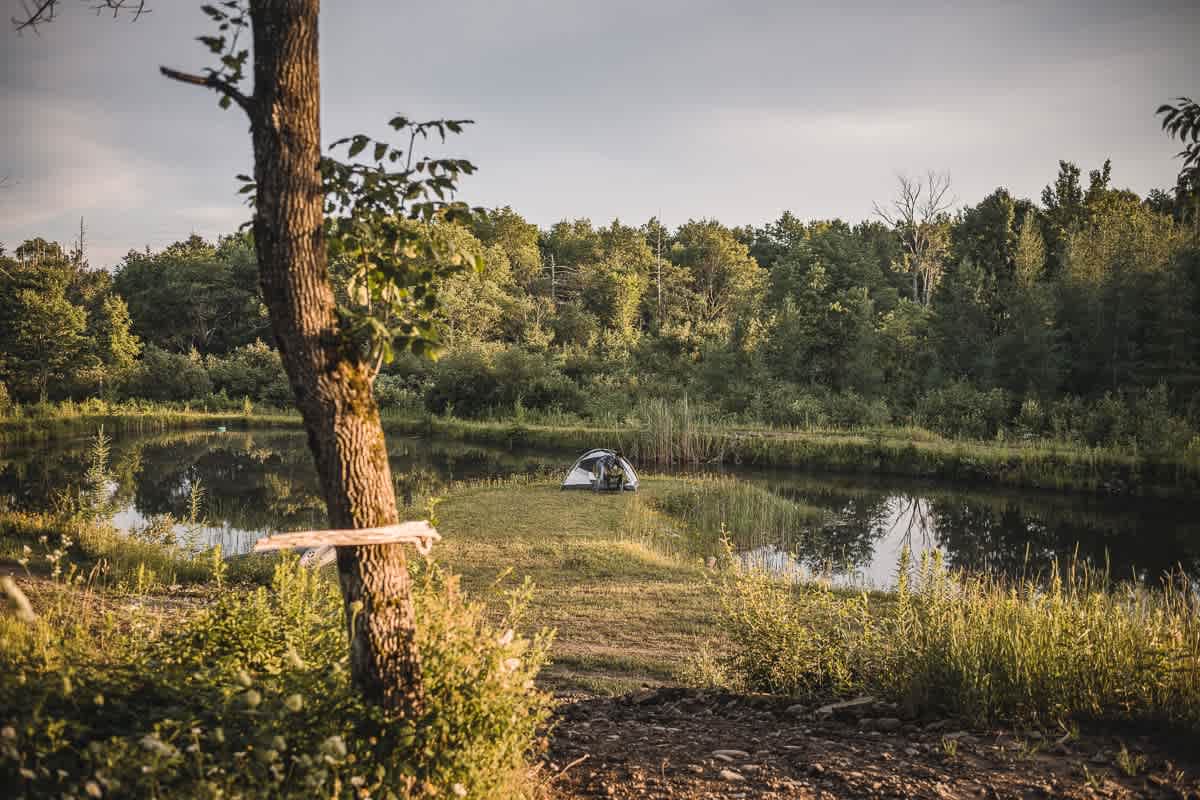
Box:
[247,0,423,715]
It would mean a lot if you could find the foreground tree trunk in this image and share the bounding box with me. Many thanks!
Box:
[247,0,423,715]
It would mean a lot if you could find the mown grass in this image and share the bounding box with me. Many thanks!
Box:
[430,481,719,695]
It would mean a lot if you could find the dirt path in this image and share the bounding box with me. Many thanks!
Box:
[543,689,1200,799]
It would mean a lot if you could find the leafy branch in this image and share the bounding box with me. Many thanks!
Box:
[235,116,485,373]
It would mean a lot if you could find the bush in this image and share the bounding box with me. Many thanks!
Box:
[125,345,212,402]
[824,391,890,429]
[425,346,500,417]
[916,381,1012,440]
[0,382,11,417]
[425,346,582,419]
[206,339,292,407]
[0,556,553,798]
[712,550,1200,728]
[374,374,425,415]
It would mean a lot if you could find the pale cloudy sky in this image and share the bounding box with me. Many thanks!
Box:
[1,0,1197,268]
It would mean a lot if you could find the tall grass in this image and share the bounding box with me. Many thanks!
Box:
[624,396,728,465]
[627,476,825,559]
[712,548,1200,728]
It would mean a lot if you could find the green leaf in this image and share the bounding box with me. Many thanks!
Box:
[373,142,388,162]
[347,136,369,158]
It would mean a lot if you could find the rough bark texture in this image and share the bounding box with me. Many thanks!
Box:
[247,0,423,715]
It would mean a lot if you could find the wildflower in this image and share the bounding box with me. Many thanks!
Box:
[138,735,175,758]
[321,735,348,759]
[498,628,514,646]
[285,693,304,712]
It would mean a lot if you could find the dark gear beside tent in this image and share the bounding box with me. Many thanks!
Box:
[561,448,639,492]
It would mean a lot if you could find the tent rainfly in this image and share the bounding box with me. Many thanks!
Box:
[561,448,639,492]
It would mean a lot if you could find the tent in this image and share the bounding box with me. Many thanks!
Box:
[561,448,639,492]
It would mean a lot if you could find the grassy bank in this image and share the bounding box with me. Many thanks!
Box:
[6,400,1200,497]
[389,414,1200,498]
[0,400,301,447]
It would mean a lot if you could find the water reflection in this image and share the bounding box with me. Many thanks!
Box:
[0,429,560,553]
[754,475,1200,587]
[2,430,1197,585]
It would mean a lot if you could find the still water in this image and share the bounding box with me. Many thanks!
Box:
[2,428,1197,587]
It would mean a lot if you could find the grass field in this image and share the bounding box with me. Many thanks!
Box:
[432,481,719,694]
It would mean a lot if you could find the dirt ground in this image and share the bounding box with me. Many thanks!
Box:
[542,689,1200,800]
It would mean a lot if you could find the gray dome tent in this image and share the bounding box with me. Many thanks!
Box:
[561,448,639,492]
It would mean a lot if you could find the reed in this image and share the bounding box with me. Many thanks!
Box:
[626,475,825,559]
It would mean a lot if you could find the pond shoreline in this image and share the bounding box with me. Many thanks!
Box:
[3,408,1198,498]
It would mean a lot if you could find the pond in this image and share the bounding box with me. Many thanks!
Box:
[2,427,1197,588]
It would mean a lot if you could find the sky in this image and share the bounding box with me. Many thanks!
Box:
[1,0,1197,269]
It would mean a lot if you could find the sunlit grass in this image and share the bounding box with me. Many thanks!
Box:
[714,547,1200,728]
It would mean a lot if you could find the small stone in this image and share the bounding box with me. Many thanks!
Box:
[814,696,877,721]
[686,764,704,774]
[719,768,745,782]
[785,703,807,716]
[876,717,903,732]
[1090,750,1109,765]
[712,749,751,760]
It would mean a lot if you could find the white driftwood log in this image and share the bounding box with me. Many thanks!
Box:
[253,521,441,556]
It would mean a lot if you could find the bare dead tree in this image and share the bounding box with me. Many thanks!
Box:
[12,0,148,31]
[874,171,954,307]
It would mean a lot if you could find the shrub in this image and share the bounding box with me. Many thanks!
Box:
[125,345,212,402]
[711,550,1200,728]
[824,391,890,429]
[425,346,498,417]
[0,556,553,798]
[0,382,11,417]
[916,381,1012,440]
[374,374,425,415]
[206,339,292,407]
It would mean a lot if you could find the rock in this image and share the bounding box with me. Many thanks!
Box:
[859,718,877,731]
[814,696,876,722]
[1090,750,1109,765]
[712,749,751,760]
[808,763,826,776]
[785,703,807,716]
[924,719,952,732]
[876,717,903,732]
[719,768,745,782]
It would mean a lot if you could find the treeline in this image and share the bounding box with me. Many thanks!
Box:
[1,159,1198,453]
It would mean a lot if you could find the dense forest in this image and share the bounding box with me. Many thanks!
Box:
[2,157,1199,453]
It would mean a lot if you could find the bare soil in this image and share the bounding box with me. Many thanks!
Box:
[543,689,1200,800]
